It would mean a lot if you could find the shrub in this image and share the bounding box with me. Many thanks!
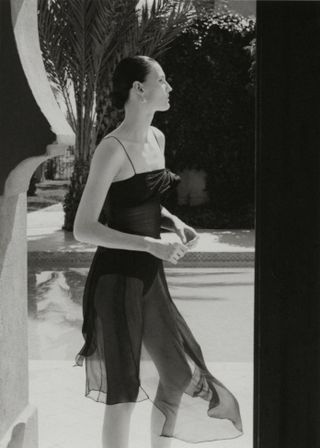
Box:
[154,9,256,228]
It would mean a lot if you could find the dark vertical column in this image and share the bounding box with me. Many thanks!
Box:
[0,0,54,194]
[254,2,320,447]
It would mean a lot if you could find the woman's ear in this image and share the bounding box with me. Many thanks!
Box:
[132,81,144,93]
[132,81,145,102]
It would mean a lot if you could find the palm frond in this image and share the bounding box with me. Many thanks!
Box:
[133,0,196,58]
[38,0,199,159]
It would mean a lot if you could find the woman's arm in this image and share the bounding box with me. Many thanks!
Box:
[73,136,188,263]
[160,205,181,230]
[160,205,199,246]
[73,138,150,252]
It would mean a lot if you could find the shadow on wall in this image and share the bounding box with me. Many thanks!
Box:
[0,196,19,277]
[0,0,55,196]
[7,423,26,448]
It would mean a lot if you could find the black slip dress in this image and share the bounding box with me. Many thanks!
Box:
[73,131,243,443]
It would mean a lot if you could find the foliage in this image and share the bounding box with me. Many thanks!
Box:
[63,159,90,230]
[93,0,203,142]
[38,0,199,230]
[154,9,256,228]
[164,203,254,229]
[38,0,198,158]
[192,0,216,18]
[44,158,57,180]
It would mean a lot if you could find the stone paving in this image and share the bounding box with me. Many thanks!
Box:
[28,267,254,363]
[29,360,253,448]
[27,203,255,448]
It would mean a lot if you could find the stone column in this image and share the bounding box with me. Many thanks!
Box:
[0,0,74,446]
[0,193,37,448]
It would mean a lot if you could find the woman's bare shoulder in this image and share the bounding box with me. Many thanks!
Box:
[151,125,165,139]
[151,125,165,152]
[90,135,126,174]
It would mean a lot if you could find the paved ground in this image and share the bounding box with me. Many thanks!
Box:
[27,204,255,448]
[27,203,255,267]
[29,360,253,448]
[28,267,253,363]
[28,267,254,448]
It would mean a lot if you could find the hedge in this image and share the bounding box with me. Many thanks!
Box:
[154,9,256,229]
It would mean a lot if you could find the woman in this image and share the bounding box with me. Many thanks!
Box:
[73,55,243,448]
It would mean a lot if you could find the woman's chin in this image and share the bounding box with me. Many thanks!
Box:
[163,100,171,110]
[154,101,171,112]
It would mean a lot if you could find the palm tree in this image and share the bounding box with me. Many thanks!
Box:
[38,0,202,230]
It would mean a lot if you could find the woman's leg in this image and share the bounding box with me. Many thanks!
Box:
[150,382,185,448]
[142,282,193,448]
[102,402,135,448]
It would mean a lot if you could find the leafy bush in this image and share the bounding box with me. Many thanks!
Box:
[44,157,57,180]
[154,9,256,228]
[166,203,255,229]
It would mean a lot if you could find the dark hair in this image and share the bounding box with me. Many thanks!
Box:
[110,56,156,110]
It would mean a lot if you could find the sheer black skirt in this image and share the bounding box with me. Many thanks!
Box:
[74,246,243,443]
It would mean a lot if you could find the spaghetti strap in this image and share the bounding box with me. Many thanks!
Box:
[104,135,136,174]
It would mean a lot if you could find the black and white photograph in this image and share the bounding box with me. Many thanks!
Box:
[0,1,319,447]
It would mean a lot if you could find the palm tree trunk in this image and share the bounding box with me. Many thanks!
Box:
[63,158,90,231]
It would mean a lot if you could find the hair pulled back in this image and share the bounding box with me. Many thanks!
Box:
[110,56,155,110]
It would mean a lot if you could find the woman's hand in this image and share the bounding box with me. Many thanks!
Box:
[146,238,188,265]
[171,217,200,249]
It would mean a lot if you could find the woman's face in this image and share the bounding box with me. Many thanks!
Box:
[140,62,173,111]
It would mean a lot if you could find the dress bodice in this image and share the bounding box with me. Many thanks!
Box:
[108,168,180,206]
[99,168,181,238]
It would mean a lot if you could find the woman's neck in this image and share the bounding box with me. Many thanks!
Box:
[118,106,155,143]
